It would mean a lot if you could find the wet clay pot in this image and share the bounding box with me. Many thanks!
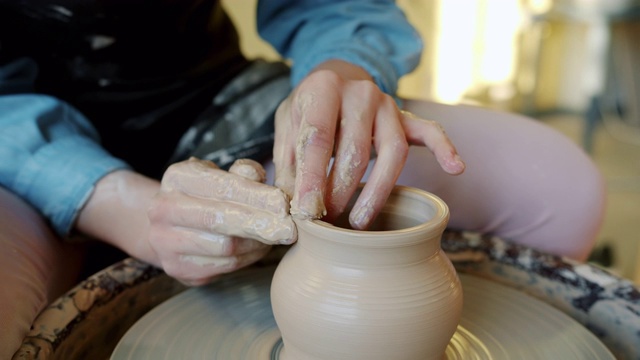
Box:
[270,185,463,360]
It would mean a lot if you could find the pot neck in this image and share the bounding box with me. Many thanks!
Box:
[294,219,447,267]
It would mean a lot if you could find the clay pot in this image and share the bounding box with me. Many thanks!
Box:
[270,185,463,360]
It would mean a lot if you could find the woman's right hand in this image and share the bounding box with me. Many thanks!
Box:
[147,158,296,286]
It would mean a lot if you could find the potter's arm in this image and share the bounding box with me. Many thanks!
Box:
[0,59,295,287]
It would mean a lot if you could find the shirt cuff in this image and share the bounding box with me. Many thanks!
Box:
[291,43,399,96]
[13,136,130,237]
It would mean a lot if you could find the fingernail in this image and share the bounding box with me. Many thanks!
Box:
[229,159,266,182]
[349,204,373,230]
[270,218,297,245]
[278,220,298,245]
[291,190,326,220]
[454,154,466,169]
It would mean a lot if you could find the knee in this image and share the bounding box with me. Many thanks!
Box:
[549,149,606,260]
[497,120,607,260]
[0,187,84,358]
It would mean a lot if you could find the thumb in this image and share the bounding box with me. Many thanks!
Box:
[228,159,267,183]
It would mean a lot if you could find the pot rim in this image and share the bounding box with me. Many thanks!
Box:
[295,185,449,247]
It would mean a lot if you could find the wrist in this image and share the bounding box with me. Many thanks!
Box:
[75,169,161,265]
[311,59,374,83]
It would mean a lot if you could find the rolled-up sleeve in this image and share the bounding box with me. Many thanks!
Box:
[0,59,130,237]
[257,0,423,96]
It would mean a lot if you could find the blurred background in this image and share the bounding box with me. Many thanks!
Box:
[223,0,640,284]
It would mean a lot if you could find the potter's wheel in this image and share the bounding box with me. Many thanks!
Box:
[111,265,613,359]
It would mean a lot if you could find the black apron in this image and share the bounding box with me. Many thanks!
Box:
[0,0,286,177]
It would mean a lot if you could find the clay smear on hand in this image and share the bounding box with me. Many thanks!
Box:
[290,93,328,220]
[172,159,295,244]
[227,159,295,243]
[331,135,361,198]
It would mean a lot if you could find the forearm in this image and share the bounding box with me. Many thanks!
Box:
[75,170,161,266]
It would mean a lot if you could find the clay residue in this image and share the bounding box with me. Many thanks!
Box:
[297,92,316,119]
[289,91,328,220]
[295,125,318,167]
[290,125,327,219]
[243,211,298,242]
[290,189,326,220]
[202,204,296,245]
[332,140,361,197]
[293,91,321,169]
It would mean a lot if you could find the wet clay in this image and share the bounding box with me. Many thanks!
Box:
[162,158,295,245]
[331,138,361,197]
[289,92,329,220]
[271,185,463,360]
[290,124,327,220]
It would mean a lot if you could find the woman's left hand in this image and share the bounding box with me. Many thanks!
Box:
[273,60,465,230]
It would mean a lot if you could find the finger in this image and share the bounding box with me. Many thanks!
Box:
[400,111,466,175]
[149,225,269,257]
[273,100,297,197]
[163,158,290,216]
[148,192,296,245]
[349,97,409,230]
[170,247,272,286]
[289,75,342,219]
[324,82,376,222]
[228,158,267,183]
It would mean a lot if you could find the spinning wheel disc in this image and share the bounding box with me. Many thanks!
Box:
[111,266,614,359]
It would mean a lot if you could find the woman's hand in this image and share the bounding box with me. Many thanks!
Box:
[273,60,465,229]
[77,158,295,287]
[148,158,296,285]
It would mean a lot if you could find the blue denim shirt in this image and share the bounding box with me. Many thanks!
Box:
[0,0,422,237]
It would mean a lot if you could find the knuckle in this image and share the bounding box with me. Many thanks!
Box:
[294,124,335,160]
[275,99,291,124]
[160,169,179,189]
[353,80,381,101]
[337,141,370,170]
[304,69,342,88]
[220,238,237,256]
[228,159,266,182]
[380,92,395,104]
[161,257,190,282]
[391,136,409,157]
[200,206,224,232]
[425,119,445,132]
[146,195,169,222]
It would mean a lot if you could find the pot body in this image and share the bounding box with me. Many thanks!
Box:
[271,186,463,360]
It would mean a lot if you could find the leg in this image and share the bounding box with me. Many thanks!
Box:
[397,99,606,261]
[0,187,84,358]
